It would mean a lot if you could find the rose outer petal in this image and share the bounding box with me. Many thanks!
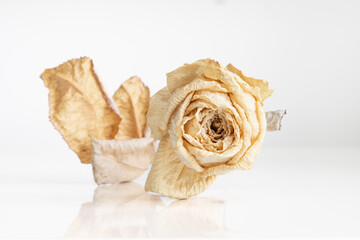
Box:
[166,59,221,93]
[145,134,217,199]
[168,92,204,172]
[147,87,171,140]
[225,64,274,103]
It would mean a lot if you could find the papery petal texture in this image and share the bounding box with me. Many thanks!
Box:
[145,134,216,199]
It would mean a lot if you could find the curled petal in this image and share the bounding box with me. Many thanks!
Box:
[160,78,228,132]
[166,59,221,93]
[203,68,258,115]
[145,134,217,199]
[92,137,155,184]
[168,92,204,172]
[225,64,273,103]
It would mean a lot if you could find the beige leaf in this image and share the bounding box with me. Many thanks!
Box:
[41,57,121,163]
[113,76,150,140]
[145,134,217,199]
[92,137,155,184]
[266,110,286,131]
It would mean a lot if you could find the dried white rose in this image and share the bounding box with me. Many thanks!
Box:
[145,59,274,199]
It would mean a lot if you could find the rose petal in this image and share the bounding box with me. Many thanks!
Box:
[166,59,221,93]
[160,78,228,132]
[225,64,274,103]
[147,87,171,140]
[168,92,204,172]
[145,134,217,199]
[92,137,155,184]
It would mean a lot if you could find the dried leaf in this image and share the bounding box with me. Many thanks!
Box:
[112,76,150,140]
[266,110,286,131]
[92,137,155,184]
[41,57,121,163]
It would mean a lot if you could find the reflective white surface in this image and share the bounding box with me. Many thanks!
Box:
[0,147,359,238]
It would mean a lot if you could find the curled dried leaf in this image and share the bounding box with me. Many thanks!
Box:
[112,76,150,140]
[92,137,155,184]
[266,110,287,131]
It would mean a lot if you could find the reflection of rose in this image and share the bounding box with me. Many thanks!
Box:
[146,59,273,199]
[147,198,240,238]
[65,182,239,238]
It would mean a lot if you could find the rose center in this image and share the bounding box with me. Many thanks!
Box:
[207,111,229,142]
[210,116,223,133]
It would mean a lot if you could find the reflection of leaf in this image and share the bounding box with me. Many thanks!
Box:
[65,182,163,238]
[113,76,150,140]
[41,57,121,163]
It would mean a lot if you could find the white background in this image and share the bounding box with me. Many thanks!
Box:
[0,0,359,238]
